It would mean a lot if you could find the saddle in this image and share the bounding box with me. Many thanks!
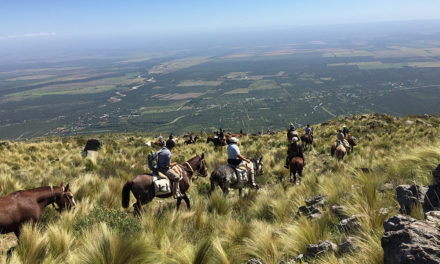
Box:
[152,165,183,195]
[228,164,248,184]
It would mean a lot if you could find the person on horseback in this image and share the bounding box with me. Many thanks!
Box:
[342,125,349,136]
[157,137,182,198]
[306,124,312,135]
[227,137,257,188]
[337,130,350,151]
[284,137,305,169]
[288,122,295,132]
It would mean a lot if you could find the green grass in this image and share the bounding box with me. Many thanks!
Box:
[0,113,439,263]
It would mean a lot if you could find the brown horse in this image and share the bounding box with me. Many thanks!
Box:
[289,157,304,184]
[300,134,313,149]
[345,134,357,152]
[207,137,226,147]
[0,184,76,238]
[331,142,346,161]
[122,154,208,214]
[184,136,199,145]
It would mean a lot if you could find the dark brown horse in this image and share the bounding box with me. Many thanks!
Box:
[289,157,304,184]
[184,136,199,145]
[300,134,314,149]
[0,184,76,238]
[345,134,357,152]
[207,137,226,147]
[331,141,346,161]
[122,154,208,214]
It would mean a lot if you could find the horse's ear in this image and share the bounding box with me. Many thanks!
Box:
[64,183,70,192]
[201,153,205,159]
[60,182,65,188]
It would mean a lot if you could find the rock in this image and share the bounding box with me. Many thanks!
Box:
[359,115,368,120]
[247,258,265,264]
[382,214,440,264]
[295,254,308,263]
[379,208,390,216]
[433,164,440,185]
[424,184,440,212]
[306,240,338,258]
[305,194,327,207]
[396,185,428,214]
[338,236,359,254]
[425,211,440,226]
[337,215,361,233]
[404,120,415,126]
[83,138,102,152]
[379,183,394,192]
[331,205,349,220]
[321,121,330,126]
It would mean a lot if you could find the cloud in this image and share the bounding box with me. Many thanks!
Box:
[0,32,56,40]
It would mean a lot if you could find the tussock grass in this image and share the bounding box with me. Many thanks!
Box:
[0,114,439,263]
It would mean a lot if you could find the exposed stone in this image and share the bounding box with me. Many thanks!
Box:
[321,121,330,126]
[425,211,440,226]
[433,164,440,185]
[396,184,428,214]
[382,214,440,264]
[305,194,327,207]
[404,120,415,126]
[359,115,368,120]
[337,215,361,233]
[424,184,440,212]
[379,208,390,216]
[247,258,265,264]
[306,240,338,258]
[331,205,349,220]
[338,236,359,254]
[379,183,394,192]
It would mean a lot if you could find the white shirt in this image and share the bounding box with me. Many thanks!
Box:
[227,144,240,159]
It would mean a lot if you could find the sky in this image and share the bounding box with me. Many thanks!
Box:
[1,0,440,40]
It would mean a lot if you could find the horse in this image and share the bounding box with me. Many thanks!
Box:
[207,137,226,147]
[289,156,304,184]
[345,134,357,152]
[184,136,199,145]
[287,130,299,142]
[122,154,208,215]
[331,141,346,161]
[0,184,76,238]
[210,157,264,197]
[300,133,313,149]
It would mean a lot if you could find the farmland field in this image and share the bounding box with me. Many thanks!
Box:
[1,36,440,139]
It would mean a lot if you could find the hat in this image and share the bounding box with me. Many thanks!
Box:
[229,137,238,143]
[291,137,298,143]
[289,122,293,126]
[166,139,176,149]
[342,125,346,128]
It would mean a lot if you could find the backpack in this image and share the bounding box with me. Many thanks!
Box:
[148,151,160,172]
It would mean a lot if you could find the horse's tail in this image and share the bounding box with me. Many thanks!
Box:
[122,181,133,208]
[331,144,336,157]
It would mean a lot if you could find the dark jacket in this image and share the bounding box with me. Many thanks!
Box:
[287,143,304,159]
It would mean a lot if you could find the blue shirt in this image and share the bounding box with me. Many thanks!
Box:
[157,147,172,170]
[227,144,240,160]
[306,127,311,133]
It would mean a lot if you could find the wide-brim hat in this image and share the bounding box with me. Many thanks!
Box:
[229,137,239,143]
[291,137,299,142]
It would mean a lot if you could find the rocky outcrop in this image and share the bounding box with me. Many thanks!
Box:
[337,215,361,233]
[83,138,102,152]
[382,214,440,264]
[331,205,349,220]
[425,211,440,226]
[247,258,265,264]
[297,195,327,219]
[338,236,359,254]
[396,184,428,214]
[306,240,338,258]
[433,164,440,185]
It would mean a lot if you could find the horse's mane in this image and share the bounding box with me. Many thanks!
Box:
[11,186,62,195]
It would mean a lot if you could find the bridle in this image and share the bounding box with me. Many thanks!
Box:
[49,185,75,212]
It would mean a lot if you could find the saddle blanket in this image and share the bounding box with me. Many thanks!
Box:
[228,164,248,184]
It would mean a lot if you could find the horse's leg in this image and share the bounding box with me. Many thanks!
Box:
[221,182,230,196]
[209,181,216,196]
[176,197,183,210]
[239,188,242,197]
[183,194,191,209]
[133,201,142,216]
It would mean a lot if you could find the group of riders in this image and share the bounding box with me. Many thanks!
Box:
[153,122,353,198]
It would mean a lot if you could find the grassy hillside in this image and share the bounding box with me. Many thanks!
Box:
[1,113,440,264]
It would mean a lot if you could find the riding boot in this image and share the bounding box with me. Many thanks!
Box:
[284,157,289,169]
[172,181,182,199]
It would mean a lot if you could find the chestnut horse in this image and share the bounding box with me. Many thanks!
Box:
[207,137,226,147]
[0,184,76,238]
[290,157,304,184]
[331,141,346,161]
[345,134,357,152]
[300,134,313,149]
[122,154,208,215]
[184,136,199,145]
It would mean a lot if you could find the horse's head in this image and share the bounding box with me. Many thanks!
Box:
[252,156,264,177]
[206,137,211,143]
[196,153,208,177]
[54,184,76,212]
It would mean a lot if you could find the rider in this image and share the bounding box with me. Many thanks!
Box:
[157,137,181,198]
[288,122,295,132]
[227,137,257,188]
[342,125,350,136]
[306,124,312,135]
[284,137,305,169]
[337,130,350,151]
